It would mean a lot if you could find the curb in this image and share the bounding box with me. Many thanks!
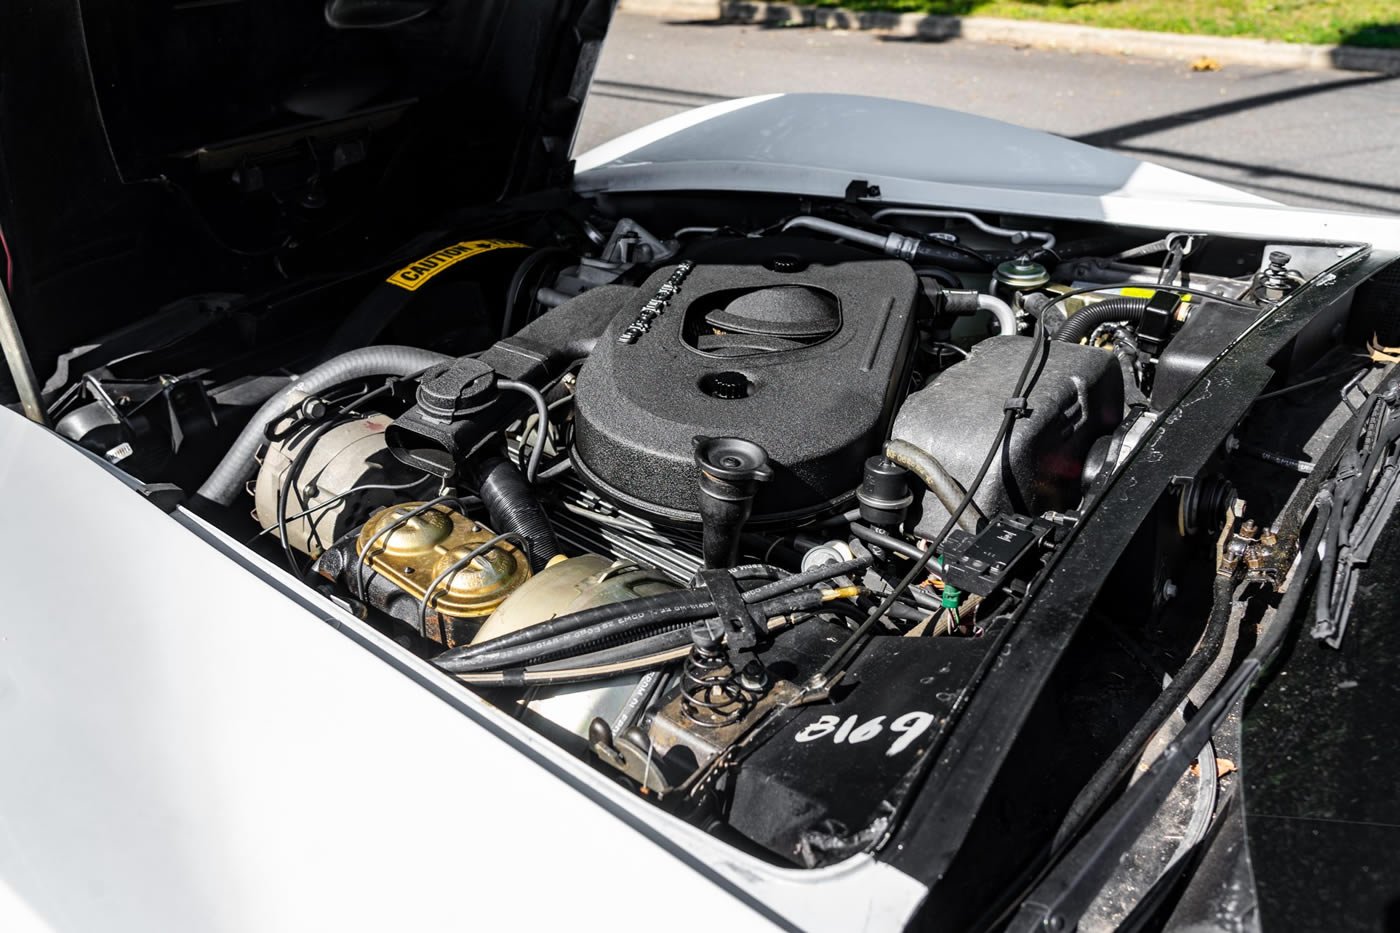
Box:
[620,0,721,16]
[617,0,1400,75]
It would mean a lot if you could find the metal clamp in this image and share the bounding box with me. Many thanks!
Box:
[1164,232,1206,257]
[698,568,767,687]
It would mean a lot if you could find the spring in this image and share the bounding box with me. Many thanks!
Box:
[1254,251,1299,303]
[1261,268,1288,289]
[680,621,751,727]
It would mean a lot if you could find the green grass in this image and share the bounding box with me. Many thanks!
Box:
[809,0,1400,48]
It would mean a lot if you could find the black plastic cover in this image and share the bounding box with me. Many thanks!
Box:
[1136,290,1180,353]
[387,357,499,476]
[386,283,625,474]
[1150,303,1259,410]
[703,286,840,338]
[940,513,1057,596]
[571,256,919,522]
[725,626,991,867]
[892,336,1123,537]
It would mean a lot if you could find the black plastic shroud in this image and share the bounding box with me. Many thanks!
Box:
[572,250,919,523]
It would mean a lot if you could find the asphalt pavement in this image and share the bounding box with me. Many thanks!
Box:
[576,13,1400,215]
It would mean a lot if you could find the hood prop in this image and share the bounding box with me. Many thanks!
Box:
[0,281,49,426]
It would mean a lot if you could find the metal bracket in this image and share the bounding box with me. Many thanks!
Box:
[588,718,673,797]
[1341,368,1371,412]
[1216,499,1291,589]
[698,568,767,687]
[1164,232,1206,257]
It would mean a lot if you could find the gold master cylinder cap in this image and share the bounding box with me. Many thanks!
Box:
[356,502,531,634]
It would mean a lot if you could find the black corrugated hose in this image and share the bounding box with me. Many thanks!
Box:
[1053,297,1151,344]
[472,453,559,572]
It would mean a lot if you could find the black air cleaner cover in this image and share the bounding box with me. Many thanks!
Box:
[572,253,919,523]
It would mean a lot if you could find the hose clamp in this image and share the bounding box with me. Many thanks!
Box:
[1003,397,1031,418]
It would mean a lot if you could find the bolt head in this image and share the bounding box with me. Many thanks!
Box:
[738,660,769,693]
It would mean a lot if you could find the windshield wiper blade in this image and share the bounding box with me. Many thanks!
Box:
[1313,381,1400,648]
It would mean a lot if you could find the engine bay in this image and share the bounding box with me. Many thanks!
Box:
[37,189,1390,894]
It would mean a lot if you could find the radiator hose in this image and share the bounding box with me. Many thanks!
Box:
[884,439,985,533]
[197,345,451,507]
[472,453,559,571]
[1053,297,1150,344]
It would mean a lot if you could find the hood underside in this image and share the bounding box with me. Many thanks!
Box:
[0,0,611,384]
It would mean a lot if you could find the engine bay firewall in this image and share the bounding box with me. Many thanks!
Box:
[571,248,920,522]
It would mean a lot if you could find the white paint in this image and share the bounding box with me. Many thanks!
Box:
[1107,160,1277,205]
[574,93,783,171]
[575,93,1400,250]
[0,410,927,933]
[794,712,936,757]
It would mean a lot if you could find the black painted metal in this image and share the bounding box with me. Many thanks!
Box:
[880,246,1397,895]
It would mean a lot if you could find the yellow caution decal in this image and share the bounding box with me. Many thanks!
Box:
[1119,287,1191,302]
[386,239,528,291]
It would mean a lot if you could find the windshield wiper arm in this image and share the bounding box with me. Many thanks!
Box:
[1313,380,1400,648]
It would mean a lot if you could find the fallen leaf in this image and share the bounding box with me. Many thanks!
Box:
[1190,756,1238,777]
[1191,56,1221,72]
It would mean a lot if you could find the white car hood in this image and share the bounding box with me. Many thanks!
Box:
[575,93,1400,250]
[0,411,924,932]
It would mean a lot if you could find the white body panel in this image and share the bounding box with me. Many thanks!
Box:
[0,411,925,932]
[576,93,1400,249]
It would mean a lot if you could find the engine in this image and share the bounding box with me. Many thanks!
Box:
[211,220,1149,863]
[55,205,1309,874]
